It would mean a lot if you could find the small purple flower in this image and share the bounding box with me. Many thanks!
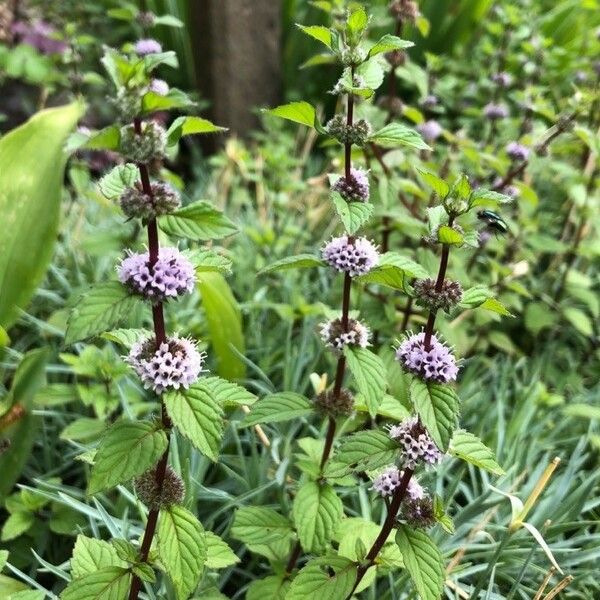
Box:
[322,236,379,277]
[372,466,424,499]
[421,95,439,109]
[389,416,443,469]
[128,336,204,394]
[118,247,196,303]
[332,168,370,202]
[396,331,458,383]
[134,38,163,56]
[505,141,530,162]
[149,79,170,96]
[417,120,443,142]
[483,102,509,120]
[320,317,370,352]
[491,72,512,88]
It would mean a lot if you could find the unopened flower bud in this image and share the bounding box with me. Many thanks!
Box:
[315,388,354,417]
[134,465,185,509]
[120,121,167,164]
[413,278,463,313]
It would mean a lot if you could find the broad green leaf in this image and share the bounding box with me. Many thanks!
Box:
[1,512,34,542]
[153,14,184,27]
[88,420,168,495]
[65,282,141,345]
[265,101,319,130]
[369,123,430,150]
[97,164,139,199]
[101,328,147,349]
[287,556,357,600]
[344,347,386,417]
[184,249,232,275]
[240,392,312,427]
[259,254,325,275]
[418,170,449,198]
[143,51,178,72]
[160,200,237,241]
[480,297,513,317]
[410,379,459,452]
[331,192,374,234]
[247,575,290,600]
[395,525,444,600]
[437,225,463,245]
[60,418,106,442]
[564,306,593,336]
[449,430,505,475]
[297,24,332,49]
[7,590,45,600]
[60,567,131,600]
[346,6,369,42]
[231,507,293,545]
[459,285,493,309]
[293,482,343,553]
[333,430,399,474]
[524,302,557,334]
[166,116,225,145]
[205,531,239,569]
[357,252,429,290]
[195,376,257,407]
[451,174,471,199]
[142,88,195,114]
[84,125,121,151]
[368,34,413,58]
[197,272,246,379]
[0,101,83,328]
[470,188,513,207]
[164,383,224,461]
[71,535,125,579]
[158,505,207,600]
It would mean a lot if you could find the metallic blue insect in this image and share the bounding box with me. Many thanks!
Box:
[477,210,508,235]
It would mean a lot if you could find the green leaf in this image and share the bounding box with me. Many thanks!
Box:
[369,123,430,150]
[287,556,357,600]
[259,254,325,275]
[142,88,195,114]
[205,531,239,569]
[480,297,513,317]
[331,192,374,234]
[357,252,430,291]
[459,285,493,309]
[564,306,593,336]
[293,482,343,553]
[368,34,413,58]
[60,567,131,600]
[101,328,147,349]
[60,418,106,442]
[0,102,83,328]
[470,188,513,207]
[166,116,226,146]
[265,102,320,130]
[157,505,207,600]
[88,420,168,495]
[71,535,126,579]
[418,170,449,198]
[451,173,471,199]
[196,376,257,407]
[97,164,139,199]
[159,200,238,241]
[143,51,178,72]
[395,525,444,600]
[231,507,293,545]
[153,14,184,27]
[184,249,232,275]
[346,6,369,42]
[1,512,34,542]
[333,430,399,474]
[344,347,386,417]
[197,272,246,379]
[410,379,459,452]
[297,24,332,49]
[247,575,290,600]
[240,392,312,427]
[449,430,505,476]
[164,383,224,462]
[65,282,141,345]
[437,225,463,245]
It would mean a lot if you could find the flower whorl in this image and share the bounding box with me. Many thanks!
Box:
[332,168,370,202]
[396,331,458,383]
[120,120,167,164]
[372,466,425,499]
[119,182,181,222]
[322,236,379,277]
[320,317,370,352]
[389,416,443,469]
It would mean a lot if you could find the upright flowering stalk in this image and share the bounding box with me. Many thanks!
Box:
[60,25,244,600]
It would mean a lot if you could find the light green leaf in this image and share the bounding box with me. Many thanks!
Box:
[240,392,312,427]
[60,418,106,442]
[346,7,369,40]
[331,192,374,235]
[395,525,444,600]
[449,430,505,475]
[71,535,126,579]
[297,25,332,49]
[164,383,224,462]
[195,376,257,407]
[344,347,386,417]
[265,101,320,130]
[247,575,290,600]
[437,225,463,246]
[564,306,593,336]
[205,531,239,569]
[142,88,195,114]
[418,170,449,198]
[0,102,83,328]
[157,505,207,600]
[333,430,399,474]
[1,512,34,542]
[97,164,139,199]
[451,174,471,199]
[184,249,232,275]
[65,282,141,345]
[101,328,147,349]
[369,123,430,150]
[166,116,226,145]
[231,507,293,545]
[84,125,121,151]
[153,14,184,27]
[470,188,513,207]
[368,34,413,58]
[88,420,168,495]
[459,285,493,309]
[480,297,513,317]
[286,556,357,600]
[259,254,325,275]
[160,200,237,241]
[59,567,131,600]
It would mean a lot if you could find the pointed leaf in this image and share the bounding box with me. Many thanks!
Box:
[297,25,332,49]
[160,200,237,241]
[287,556,357,600]
[265,102,319,130]
[368,34,413,58]
[449,430,504,475]
[344,347,386,417]
[60,567,131,600]
[231,507,293,545]
[369,123,430,150]
[240,392,312,427]
[333,430,399,474]
[331,192,374,234]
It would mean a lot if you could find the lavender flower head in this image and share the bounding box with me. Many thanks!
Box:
[396,331,458,383]
[371,466,424,499]
[118,247,196,303]
[127,336,204,394]
[320,317,370,352]
[389,417,443,469]
[149,79,170,96]
[483,102,509,120]
[491,72,513,87]
[134,38,162,56]
[332,168,370,202]
[322,236,379,277]
[417,120,443,142]
[505,141,530,162]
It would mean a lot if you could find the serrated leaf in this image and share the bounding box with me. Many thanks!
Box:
[231,507,293,545]
[357,252,429,291]
[333,430,399,474]
[240,392,312,427]
[286,556,357,600]
[297,24,332,49]
[437,225,463,245]
[368,34,413,58]
[157,505,207,600]
[159,200,237,241]
[184,249,232,275]
[369,123,430,150]
[470,188,513,207]
[459,285,493,309]
[101,328,147,349]
[166,116,226,146]
[88,420,168,495]
[480,297,513,317]
[59,567,131,600]
[451,174,471,199]
[259,254,325,275]
[70,536,126,580]
[97,164,139,199]
[418,170,449,198]
[142,88,195,114]
[395,525,444,600]
[344,347,386,417]
[410,379,459,452]
[293,482,343,553]
[205,531,239,569]
[163,383,224,462]
[331,192,374,234]
[60,418,106,442]
[65,282,141,345]
[347,6,368,39]
[265,101,319,130]
[449,430,505,475]
[195,376,257,407]
[247,575,290,600]
[1,512,34,541]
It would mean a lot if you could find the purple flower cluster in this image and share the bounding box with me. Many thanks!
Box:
[417,120,443,142]
[332,168,370,202]
[389,417,443,469]
[483,102,509,120]
[118,247,196,303]
[322,236,379,277]
[396,331,458,383]
[127,336,204,394]
[320,317,370,352]
[371,466,424,499]
[506,141,530,162]
[134,38,162,56]
[149,79,170,96]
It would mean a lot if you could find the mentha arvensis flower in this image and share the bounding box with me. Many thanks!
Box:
[134,38,162,56]
[396,331,458,383]
[322,236,379,277]
[118,247,196,303]
[119,181,181,222]
[320,317,370,352]
[505,141,530,162]
[417,120,443,142]
[483,102,509,120]
[332,168,370,202]
[389,416,443,469]
[371,466,425,499]
[120,120,168,164]
[127,335,204,394]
